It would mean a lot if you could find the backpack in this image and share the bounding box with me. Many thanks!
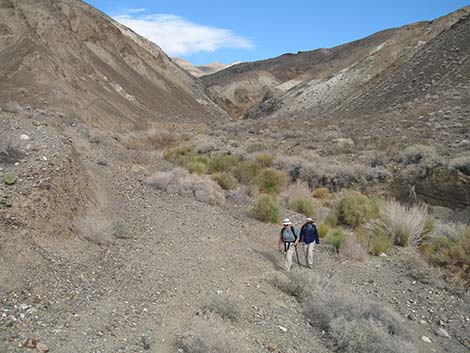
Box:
[280,226,297,242]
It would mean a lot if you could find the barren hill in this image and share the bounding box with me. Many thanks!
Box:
[203,6,470,120]
[172,57,232,77]
[0,0,228,129]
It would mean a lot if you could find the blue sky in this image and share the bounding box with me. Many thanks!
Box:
[86,0,469,65]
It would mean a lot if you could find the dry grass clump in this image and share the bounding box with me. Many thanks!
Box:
[2,101,22,113]
[232,160,262,184]
[340,234,368,262]
[317,222,331,238]
[336,191,381,228]
[374,200,430,247]
[0,145,24,164]
[312,187,332,199]
[211,172,238,190]
[357,225,394,256]
[177,317,246,353]
[202,296,241,323]
[398,144,438,165]
[124,128,176,150]
[146,168,225,205]
[276,272,415,353]
[287,196,316,217]
[255,153,273,167]
[207,154,240,174]
[73,214,113,245]
[250,194,282,223]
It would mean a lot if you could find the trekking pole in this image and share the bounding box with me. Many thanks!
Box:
[295,244,302,269]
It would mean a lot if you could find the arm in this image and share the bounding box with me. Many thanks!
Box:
[294,227,299,246]
[278,237,283,252]
[313,224,320,244]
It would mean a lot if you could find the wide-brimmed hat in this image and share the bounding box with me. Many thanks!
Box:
[305,217,314,223]
[282,218,292,225]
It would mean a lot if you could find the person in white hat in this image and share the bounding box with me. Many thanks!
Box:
[299,217,319,268]
[278,218,299,271]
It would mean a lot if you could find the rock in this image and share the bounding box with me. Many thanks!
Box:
[141,336,151,350]
[421,336,432,343]
[36,342,49,353]
[379,253,387,257]
[24,338,37,348]
[435,328,450,338]
[420,320,427,325]
[277,325,288,332]
[3,173,17,185]
[19,303,30,310]
[20,134,30,141]
[407,313,417,321]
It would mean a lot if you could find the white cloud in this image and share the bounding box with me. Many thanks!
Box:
[114,13,254,56]
[125,8,146,14]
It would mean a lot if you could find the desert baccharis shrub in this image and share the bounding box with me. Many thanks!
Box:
[375,200,431,247]
[313,187,332,199]
[186,161,207,175]
[357,225,393,256]
[255,168,288,195]
[207,154,240,174]
[336,191,381,228]
[211,172,238,190]
[255,153,274,167]
[124,128,176,150]
[287,196,316,217]
[317,222,331,238]
[233,160,262,184]
[164,146,194,164]
[250,194,282,223]
[398,144,439,165]
[202,296,240,323]
[326,228,347,252]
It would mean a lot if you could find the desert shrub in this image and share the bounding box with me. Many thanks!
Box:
[283,273,415,353]
[232,160,261,184]
[207,154,240,174]
[422,224,470,281]
[357,225,393,256]
[2,172,17,185]
[164,146,194,164]
[398,144,438,165]
[2,101,22,113]
[186,161,207,175]
[211,172,238,190]
[250,194,282,223]
[73,214,113,245]
[124,128,176,150]
[326,228,347,252]
[245,142,267,153]
[0,145,24,164]
[146,168,225,205]
[448,155,470,176]
[287,196,316,217]
[112,219,130,239]
[255,168,288,195]
[178,317,246,353]
[374,200,430,247]
[336,191,381,228]
[313,187,332,199]
[317,222,331,238]
[202,296,240,322]
[324,211,339,226]
[255,153,273,167]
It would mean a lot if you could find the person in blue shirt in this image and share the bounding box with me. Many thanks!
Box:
[299,217,319,268]
[278,218,299,271]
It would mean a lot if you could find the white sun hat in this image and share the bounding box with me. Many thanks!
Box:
[283,218,292,225]
[306,217,314,223]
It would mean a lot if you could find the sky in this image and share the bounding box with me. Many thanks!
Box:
[86,0,469,65]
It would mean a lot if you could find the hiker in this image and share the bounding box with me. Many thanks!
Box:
[278,218,299,271]
[299,217,320,268]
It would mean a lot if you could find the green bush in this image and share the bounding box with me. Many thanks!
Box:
[313,187,332,199]
[164,146,193,163]
[207,154,240,174]
[287,196,316,217]
[255,153,274,167]
[325,211,339,226]
[370,228,393,256]
[233,160,262,184]
[317,222,331,238]
[211,172,238,190]
[3,172,17,185]
[250,194,282,223]
[336,191,381,228]
[326,228,347,252]
[255,168,288,195]
[186,161,207,175]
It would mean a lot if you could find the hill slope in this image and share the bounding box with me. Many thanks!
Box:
[0,0,228,129]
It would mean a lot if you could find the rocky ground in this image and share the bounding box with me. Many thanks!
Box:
[1,111,469,353]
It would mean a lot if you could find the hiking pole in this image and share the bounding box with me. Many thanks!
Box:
[295,244,302,269]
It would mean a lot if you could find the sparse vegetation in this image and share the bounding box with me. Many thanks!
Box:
[211,172,238,190]
[255,168,288,195]
[255,153,273,167]
[0,145,24,164]
[448,155,470,176]
[232,160,261,184]
[357,225,393,256]
[123,128,177,150]
[2,172,17,186]
[146,168,225,205]
[202,296,240,322]
[313,187,332,199]
[287,196,316,217]
[250,194,282,223]
[326,228,347,252]
[317,222,331,238]
[398,144,438,165]
[207,154,240,174]
[336,191,381,228]
[2,101,22,113]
